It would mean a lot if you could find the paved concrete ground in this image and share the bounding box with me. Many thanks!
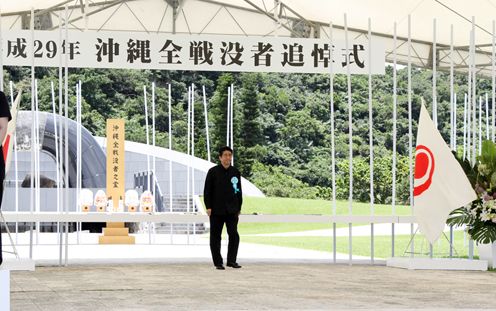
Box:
[10,263,496,310]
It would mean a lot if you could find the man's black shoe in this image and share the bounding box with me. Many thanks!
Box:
[215,265,225,270]
[227,262,242,268]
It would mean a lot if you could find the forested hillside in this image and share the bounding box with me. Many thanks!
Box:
[5,66,488,203]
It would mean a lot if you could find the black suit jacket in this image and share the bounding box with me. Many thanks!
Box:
[203,164,243,215]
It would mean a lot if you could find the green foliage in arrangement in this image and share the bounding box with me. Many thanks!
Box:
[448,140,496,244]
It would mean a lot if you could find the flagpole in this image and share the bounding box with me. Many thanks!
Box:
[143,85,150,191]
[367,19,376,264]
[29,7,35,260]
[191,83,196,240]
[50,81,60,251]
[392,21,397,258]
[202,85,211,162]
[408,15,414,257]
[186,86,191,244]
[64,4,70,266]
[344,13,353,265]
[470,17,476,259]
[329,21,337,264]
[152,82,156,214]
[167,83,173,244]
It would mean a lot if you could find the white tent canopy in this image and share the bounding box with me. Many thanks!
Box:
[0,0,495,74]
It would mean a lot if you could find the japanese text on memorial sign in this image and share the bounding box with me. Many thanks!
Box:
[2,30,384,74]
[106,119,125,209]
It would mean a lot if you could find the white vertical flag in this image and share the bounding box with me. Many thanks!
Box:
[414,100,477,244]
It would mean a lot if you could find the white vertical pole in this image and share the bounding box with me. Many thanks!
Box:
[152,82,156,212]
[226,86,230,146]
[34,79,40,244]
[493,20,496,143]
[329,21,337,264]
[479,96,482,154]
[230,83,234,166]
[344,13,353,265]
[454,93,457,151]
[485,93,490,140]
[76,81,82,243]
[470,17,476,259]
[368,18,375,264]
[64,4,69,266]
[143,86,150,192]
[408,15,414,257]
[151,82,156,245]
[368,18,374,216]
[29,7,35,260]
[74,83,78,240]
[57,13,63,265]
[433,19,437,128]
[80,5,85,241]
[391,21,398,258]
[186,86,191,244]
[10,83,18,244]
[50,82,60,244]
[463,93,467,160]
[57,14,67,266]
[471,18,477,166]
[191,84,196,239]
[186,86,191,214]
[143,84,152,244]
[202,86,211,162]
[467,31,472,164]
[450,25,454,149]
[191,84,195,197]
[168,83,173,243]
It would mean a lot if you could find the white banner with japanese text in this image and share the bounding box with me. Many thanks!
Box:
[2,30,384,74]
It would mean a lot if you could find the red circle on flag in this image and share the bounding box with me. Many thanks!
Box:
[414,145,435,196]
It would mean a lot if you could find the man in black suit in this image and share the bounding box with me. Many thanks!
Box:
[203,146,242,270]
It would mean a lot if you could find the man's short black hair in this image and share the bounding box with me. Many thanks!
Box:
[218,146,233,157]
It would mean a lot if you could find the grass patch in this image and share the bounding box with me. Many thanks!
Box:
[241,231,478,259]
[236,197,412,234]
[238,223,333,235]
[242,196,411,216]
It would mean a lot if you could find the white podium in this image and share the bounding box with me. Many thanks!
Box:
[0,259,35,311]
[387,257,488,271]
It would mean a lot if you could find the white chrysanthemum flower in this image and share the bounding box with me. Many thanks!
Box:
[480,210,491,221]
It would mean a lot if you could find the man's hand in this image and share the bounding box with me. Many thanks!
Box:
[207,209,212,216]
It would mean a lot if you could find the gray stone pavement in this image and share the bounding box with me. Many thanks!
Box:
[9,263,496,310]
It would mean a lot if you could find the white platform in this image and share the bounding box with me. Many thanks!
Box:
[1,259,35,311]
[386,257,488,271]
[0,258,35,271]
